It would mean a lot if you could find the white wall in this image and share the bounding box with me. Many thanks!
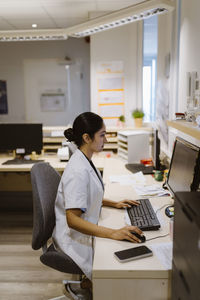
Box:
[0,38,90,125]
[178,0,200,112]
[165,0,200,154]
[90,14,175,129]
[90,22,142,126]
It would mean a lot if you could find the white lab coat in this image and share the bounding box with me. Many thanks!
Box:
[52,149,104,280]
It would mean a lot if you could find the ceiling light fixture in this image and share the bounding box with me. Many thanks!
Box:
[0,0,174,42]
[32,24,38,28]
[67,0,174,38]
[0,29,68,42]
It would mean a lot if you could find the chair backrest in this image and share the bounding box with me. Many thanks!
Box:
[31,162,61,250]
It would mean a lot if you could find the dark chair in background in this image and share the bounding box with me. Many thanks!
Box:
[31,162,83,300]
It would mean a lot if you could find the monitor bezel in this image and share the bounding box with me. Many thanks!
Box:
[166,137,200,196]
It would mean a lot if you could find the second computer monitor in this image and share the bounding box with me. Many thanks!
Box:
[0,123,43,154]
[166,137,200,196]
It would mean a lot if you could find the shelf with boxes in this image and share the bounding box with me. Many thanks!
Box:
[104,127,119,151]
[42,126,134,153]
[42,126,66,153]
[42,126,152,154]
[42,126,120,153]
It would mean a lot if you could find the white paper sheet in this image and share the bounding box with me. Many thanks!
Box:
[98,77,123,90]
[109,172,146,186]
[150,242,172,269]
[99,104,124,118]
[99,90,124,103]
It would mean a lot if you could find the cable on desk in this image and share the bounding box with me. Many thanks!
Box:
[155,203,172,215]
[146,233,169,242]
[145,203,171,241]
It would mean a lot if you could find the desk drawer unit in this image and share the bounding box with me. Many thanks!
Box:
[93,277,169,300]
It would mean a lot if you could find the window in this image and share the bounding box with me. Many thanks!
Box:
[142,15,158,122]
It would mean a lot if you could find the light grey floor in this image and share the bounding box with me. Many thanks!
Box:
[0,211,71,300]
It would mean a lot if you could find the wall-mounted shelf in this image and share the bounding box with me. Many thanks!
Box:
[167,120,200,140]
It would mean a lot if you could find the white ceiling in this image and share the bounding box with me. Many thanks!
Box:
[0,0,142,31]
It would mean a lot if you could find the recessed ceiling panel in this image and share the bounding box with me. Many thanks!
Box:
[45,2,97,19]
[55,17,86,28]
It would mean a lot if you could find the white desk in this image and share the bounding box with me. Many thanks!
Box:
[0,153,105,192]
[93,157,173,300]
[0,152,173,299]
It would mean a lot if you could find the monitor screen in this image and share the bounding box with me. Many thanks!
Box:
[0,123,43,154]
[166,137,200,196]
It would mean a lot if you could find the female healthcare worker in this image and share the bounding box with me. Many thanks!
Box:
[52,112,143,300]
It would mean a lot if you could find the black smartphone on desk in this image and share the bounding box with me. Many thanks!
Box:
[114,246,153,262]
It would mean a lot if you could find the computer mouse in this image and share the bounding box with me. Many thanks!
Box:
[131,232,146,243]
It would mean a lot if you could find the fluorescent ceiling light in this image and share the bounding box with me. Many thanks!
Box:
[0,29,68,42]
[0,0,174,41]
[67,0,175,38]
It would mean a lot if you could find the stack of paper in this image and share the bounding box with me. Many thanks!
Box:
[133,184,169,197]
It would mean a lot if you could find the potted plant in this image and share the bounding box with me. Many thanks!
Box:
[132,109,144,128]
[117,115,125,127]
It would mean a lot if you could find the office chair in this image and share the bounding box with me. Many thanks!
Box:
[31,162,83,300]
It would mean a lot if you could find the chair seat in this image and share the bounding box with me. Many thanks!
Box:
[40,243,83,274]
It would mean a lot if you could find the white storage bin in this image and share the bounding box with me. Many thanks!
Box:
[117,130,150,163]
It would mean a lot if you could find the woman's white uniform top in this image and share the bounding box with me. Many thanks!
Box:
[52,149,104,280]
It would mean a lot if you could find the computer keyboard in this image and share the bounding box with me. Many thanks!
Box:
[125,163,154,175]
[127,198,161,230]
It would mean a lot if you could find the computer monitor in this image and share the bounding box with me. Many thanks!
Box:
[0,123,43,155]
[152,129,161,170]
[166,137,200,196]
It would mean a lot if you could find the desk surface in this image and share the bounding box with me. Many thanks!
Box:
[0,153,105,172]
[93,156,173,299]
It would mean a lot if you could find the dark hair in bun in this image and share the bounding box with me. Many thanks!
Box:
[64,128,75,142]
[64,112,103,147]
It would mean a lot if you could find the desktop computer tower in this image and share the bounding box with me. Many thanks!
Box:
[172,192,200,300]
